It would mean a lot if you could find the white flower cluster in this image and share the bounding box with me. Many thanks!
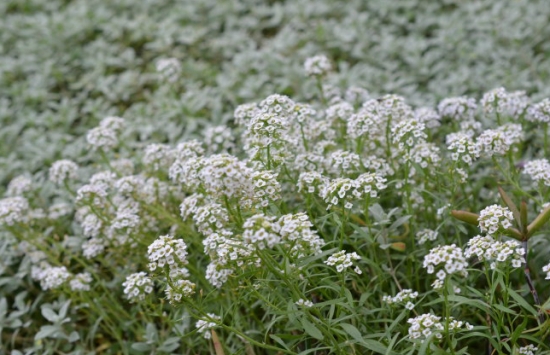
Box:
[251,170,281,208]
[49,160,79,185]
[526,98,550,123]
[478,204,514,236]
[156,58,181,83]
[416,229,438,245]
[518,344,539,355]
[147,235,195,303]
[391,118,428,151]
[523,159,550,186]
[6,176,32,196]
[438,96,477,120]
[324,250,362,274]
[32,265,72,291]
[406,142,441,170]
[295,299,314,308]
[276,213,326,257]
[423,244,468,289]
[304,55,332,77]
[477,124,523,157]
[196,313,221,340]
[465,235,525,269]
[446,132,480,165]
[143,144,175,171]
[407,314,472,342]
[203,125,235,154]
[481,88,529,117]
[70,272,93,291]
[542,262,550,280]
[297,172,329,194]
[320,173,387,210]
[122,272,154,303]
[0,196,29,226]
[242,214,280,250]
[148,235,189,272]
[86,116,125,150]
[415,107,441,129]
[382,289,418,310]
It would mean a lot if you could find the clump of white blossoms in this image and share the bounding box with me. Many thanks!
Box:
[123,272,154,303]
[320,173,387,210]
[196,313,221,339]
[407,314,472,343]
[203,125,235,154]
[464,235,525,269]
[0,196,29,226]
[446,132,480,165]
[275,213,325,258]
[324,250,362,274]
[438,96,477,120]
[6,175,32,196]
[304,55,332,77]
[382,289,419,310]
[295,299,314,308]
[416,229,438,245]
[147,235,189,272]
[391,118,428,151]
[481,88,530,117]
[242,214,280,250]
[477,124,523,157]
[415,107,441,129]
[156,58,181,83]
[478,205,514,236]
[526,98,550,123]
[49,160,79,185]
[297,172,329,195]
[35,265,72,291]
[518,344,539,355]
[148,235,195,303]
[86,116,125,150]
[542,262,550,280]
[70,272,93,291]
[423,244,468,289]
[142,143,175,171]
[523,159,550,186]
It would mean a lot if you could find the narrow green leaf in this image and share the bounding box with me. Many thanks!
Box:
[508,288,538,317]
[340,322,363,343]
[498,186,522,231]
[527,204,550,238]
[300,318,324,340]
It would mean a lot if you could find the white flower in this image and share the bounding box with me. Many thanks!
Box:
[122,272,154,303]
[196,313,221,339]
[304,55,332,76]
[295,299,314,308]
[325,251,361,274]
[70,272,93,291]
[0,196,29,226]
[478,205,514,236]
[518,344,539,355]
[49,160,79,185]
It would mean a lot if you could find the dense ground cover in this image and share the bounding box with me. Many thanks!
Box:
[2,0,550,354]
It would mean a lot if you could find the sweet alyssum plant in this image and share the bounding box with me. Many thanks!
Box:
[1,57,550,355]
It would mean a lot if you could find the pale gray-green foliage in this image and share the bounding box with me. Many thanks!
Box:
[1,0,550,187]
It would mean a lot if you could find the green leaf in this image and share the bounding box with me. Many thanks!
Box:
[498,186,522,231]
[508,288,538,317]
[131,342,152,352]
[41,307,58,323]
[299,318,324,340]
[340,322,363,343]
[35,325,60,340]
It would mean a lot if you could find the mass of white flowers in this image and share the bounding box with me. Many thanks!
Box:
[478,205,514,236]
